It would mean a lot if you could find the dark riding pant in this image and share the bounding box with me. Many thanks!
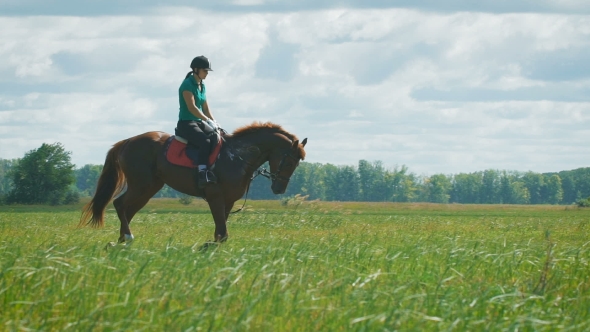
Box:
[176,120,216,166]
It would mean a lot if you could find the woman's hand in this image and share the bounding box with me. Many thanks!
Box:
[205,119,219,132]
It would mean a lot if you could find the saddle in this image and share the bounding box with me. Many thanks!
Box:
[164,135,223,168]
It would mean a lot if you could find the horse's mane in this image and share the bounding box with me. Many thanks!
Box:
[231,121,299,142]
[230,121,306,159]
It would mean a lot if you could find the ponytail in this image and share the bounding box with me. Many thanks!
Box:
[185,71,193,79]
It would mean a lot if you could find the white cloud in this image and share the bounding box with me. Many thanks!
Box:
[232,0,267,6]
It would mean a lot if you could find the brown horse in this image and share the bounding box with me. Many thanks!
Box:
[79,122,307,245]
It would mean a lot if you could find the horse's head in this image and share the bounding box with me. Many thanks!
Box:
[229,122,308,194]
[268,137,307,194]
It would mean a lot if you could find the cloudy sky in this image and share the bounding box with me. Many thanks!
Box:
[1,0,589,175]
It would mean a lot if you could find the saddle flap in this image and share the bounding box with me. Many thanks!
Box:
[164,135,223,169]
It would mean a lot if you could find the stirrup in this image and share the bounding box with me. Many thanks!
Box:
[197,170,208,189]
[206,170,217,184]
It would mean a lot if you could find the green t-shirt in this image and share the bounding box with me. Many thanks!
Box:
[178,75,206,121]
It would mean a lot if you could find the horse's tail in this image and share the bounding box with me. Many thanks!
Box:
[79,140,128,228]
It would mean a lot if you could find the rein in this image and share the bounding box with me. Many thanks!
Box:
[229,148,298,214]
[229,167,272,214]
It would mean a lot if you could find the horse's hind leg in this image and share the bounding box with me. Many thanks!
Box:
[113,180,164,244]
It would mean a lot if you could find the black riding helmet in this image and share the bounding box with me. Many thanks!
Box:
[190,55,213,71]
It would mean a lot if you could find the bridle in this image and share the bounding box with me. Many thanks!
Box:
[259,152,299,182]
[229,151,300,214]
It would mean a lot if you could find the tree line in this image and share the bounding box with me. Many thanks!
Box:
[248,160,590,205]
[1,144,589,205]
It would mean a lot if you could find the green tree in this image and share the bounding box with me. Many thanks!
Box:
[358,160,389,201]
[357,160,374,201]
[398,173,419,202]
[499,171,513,204]
[0,159,18,203]
[544,174,564,204]
[451,172,482,204]
[559,174,576,204]
[324,163,360,201]
[367,161,388,201]
[522,172,544,204]
[304,163,328,200]
[510,181,530,204]
[389,165,416,202]
[75,164,103,196]
[565,168,590,203]
[323,163,340,200]
[7,143,76,205]
[424,174,452,203]
[480,169,500,203]
[286,162,326,200]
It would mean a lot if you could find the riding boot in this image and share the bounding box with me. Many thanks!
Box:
[197,169,208,189]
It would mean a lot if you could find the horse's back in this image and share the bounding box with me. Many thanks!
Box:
[118,131,171,171]
[125,131,170,149]
[130,131,170,143]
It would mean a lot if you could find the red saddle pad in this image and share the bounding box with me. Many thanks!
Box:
[164,136,222,168]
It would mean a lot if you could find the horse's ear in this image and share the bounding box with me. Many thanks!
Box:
[292,140,299,148]
[301,138,307,147]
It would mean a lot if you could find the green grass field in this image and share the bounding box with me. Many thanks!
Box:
[1,199,589,331]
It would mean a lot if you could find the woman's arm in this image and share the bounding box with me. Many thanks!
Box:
[202,101,215,122]
[182,91,210,120]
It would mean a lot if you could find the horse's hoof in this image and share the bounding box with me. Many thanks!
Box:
[105,242,117,250]
[125,234,134,245]
[197,241,219,252]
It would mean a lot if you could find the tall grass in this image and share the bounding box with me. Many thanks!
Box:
[1,200,589,331]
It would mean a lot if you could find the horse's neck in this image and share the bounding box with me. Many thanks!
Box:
[227,132,285,167]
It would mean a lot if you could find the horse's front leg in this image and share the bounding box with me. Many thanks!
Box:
[205,184,228,242]
[225,202,235,221]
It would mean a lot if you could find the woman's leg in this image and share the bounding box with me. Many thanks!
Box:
[176,121,211,161]
[176,120,215,188]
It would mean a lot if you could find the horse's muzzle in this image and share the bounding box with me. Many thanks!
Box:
[271,181,287,195]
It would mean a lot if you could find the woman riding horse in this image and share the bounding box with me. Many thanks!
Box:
[79,55,308,246]
[79,122,307,246]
